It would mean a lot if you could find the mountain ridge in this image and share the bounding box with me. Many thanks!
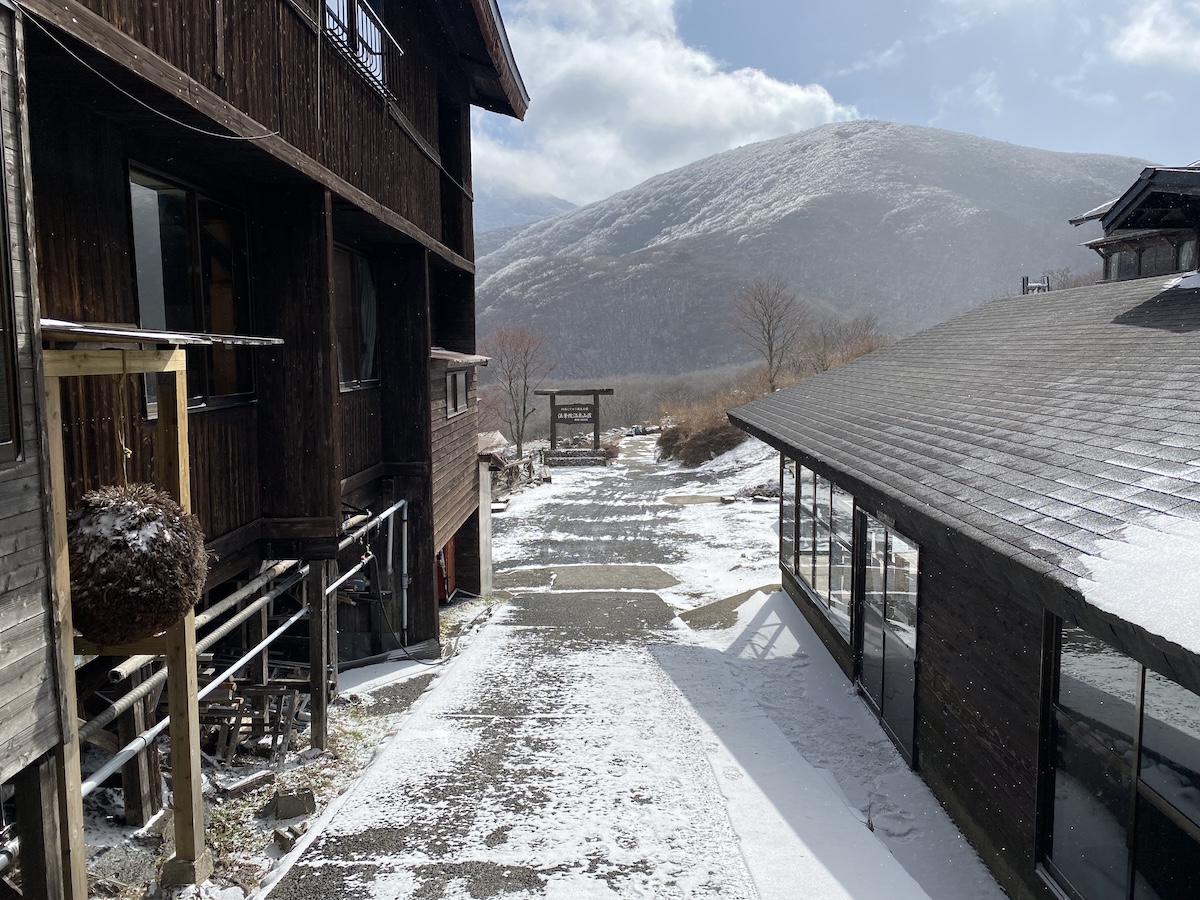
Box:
[476,121,1149,378]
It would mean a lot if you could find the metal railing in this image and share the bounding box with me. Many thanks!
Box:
[324,0,402,98]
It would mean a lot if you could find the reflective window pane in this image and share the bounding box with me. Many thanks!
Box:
[814,516,831,601]
[815,474,832,525]
[780,459,796,574]
[886,531,918,652]
[828,534,852,639]
[1058,627,1139,760]
[1139,670,1200,829]
[797,466,815,586]
[1051,717,1132,900]
[883,634,915,758]
[861,516,887,710]
[1133,794,1200,900]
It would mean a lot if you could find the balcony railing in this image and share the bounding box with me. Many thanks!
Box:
[324,0,402,97]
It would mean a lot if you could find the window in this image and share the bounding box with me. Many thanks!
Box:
[792,464,852,640]
[1178,238,1197,272]
[1140,242,1175,277]
[779,456,920,760]
[446,369,469,417]
[1106,250,1137,281]
[333,248,379,388]
[324,0,398,96]
[780,458,796,575]
[859,513,918,759]
[129,170,254,404]
[1043,624,1200,900]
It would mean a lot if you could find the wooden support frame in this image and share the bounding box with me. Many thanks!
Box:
[307,561,330,751]
[41,347,212,889]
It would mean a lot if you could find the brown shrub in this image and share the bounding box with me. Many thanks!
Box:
[673,423,746,467]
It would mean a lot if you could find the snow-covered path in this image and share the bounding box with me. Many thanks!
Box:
[263,437,1005,900]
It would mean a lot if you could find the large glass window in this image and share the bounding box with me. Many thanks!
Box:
[1045,625,1200,900]
[777,456,920,762]
[1140,242,1175,277]
[780,459,796,575]
[333,248,379,387]
[130,170,254,405]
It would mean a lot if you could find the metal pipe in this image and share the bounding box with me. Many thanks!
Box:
[325,551,374,596]
[0,838,15,876]
[109,558,301,683]
[401,501,410,643]
[338,498,407,551]
[80,605,309,798]
[79,567,307,743]
[386,508,395,577]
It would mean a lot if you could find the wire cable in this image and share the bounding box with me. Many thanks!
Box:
[22,9,280,142]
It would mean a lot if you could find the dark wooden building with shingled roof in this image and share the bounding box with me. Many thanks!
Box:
[730,165,1200,900]
[0,0,526,894]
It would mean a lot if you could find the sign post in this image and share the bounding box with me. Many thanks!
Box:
[536,388,614,455]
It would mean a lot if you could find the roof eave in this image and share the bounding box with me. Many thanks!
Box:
[466,0,529,120]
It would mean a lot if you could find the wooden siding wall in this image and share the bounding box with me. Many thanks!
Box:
[0,7,61,785]
[28,85,261,545]
[914,528,1051,900]
[430,369,478,552]
[250,184,339,539]
[337,387,382,481]
[376,245,437,641]
[59,0,465,247]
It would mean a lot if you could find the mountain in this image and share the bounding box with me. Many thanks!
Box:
[475,121,1150,379]
[473,184,578,234]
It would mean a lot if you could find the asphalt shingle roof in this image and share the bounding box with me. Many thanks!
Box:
[729,273,1200,592]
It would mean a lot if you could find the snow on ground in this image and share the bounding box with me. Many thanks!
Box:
[493,435,782,610]
[482,434,1005,900]
[678,592,1005,900]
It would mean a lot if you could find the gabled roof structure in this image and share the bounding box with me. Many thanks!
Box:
[731,274,1200,645]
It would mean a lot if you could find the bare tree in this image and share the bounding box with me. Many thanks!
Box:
[731,276,811,392]
[483,326,557,458]
[795,312,888,374]
[1041,266,1102,291]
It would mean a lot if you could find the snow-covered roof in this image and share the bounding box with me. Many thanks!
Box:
[730,274,1200,655]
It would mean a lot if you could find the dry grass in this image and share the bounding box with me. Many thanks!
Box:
[656,368,775,467]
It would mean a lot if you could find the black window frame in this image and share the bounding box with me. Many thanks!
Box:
[1038,618,1200,900]
[128,165,256,413]
[333,245,380,391]
[445,368,470,418]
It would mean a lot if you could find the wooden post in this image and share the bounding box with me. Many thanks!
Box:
[12,754,66,900]
[549,394,558,450]
[592,391,600,451]
[155,367,213,886]
[308,562,329,750]
[41,375,89,900]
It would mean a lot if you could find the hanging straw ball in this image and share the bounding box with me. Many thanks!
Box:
[67,483,208,646]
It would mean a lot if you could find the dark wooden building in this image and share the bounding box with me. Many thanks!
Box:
[730,167,1200,900]
[1,0,525,893]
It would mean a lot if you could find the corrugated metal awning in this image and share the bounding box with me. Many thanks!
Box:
[431,347,489,366]
[41,318,283,347]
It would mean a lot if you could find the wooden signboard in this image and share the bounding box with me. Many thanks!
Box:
[554,403,595,424]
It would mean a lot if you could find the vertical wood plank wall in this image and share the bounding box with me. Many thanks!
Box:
[250,184,339,534]
[62,0,457,243]
[0,5,61,784]
[337,387,382,482]
[430,371,478,552]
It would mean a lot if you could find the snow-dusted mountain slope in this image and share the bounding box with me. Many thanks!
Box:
[473,184,578,235]
[476,121,1149,378]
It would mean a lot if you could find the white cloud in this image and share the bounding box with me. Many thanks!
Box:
[835,41,906,77]
[1110,0,1200,72]
[931,69,1003,120]
[472,0,856,204]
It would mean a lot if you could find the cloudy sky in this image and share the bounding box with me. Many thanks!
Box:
[471,0,1199,205]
